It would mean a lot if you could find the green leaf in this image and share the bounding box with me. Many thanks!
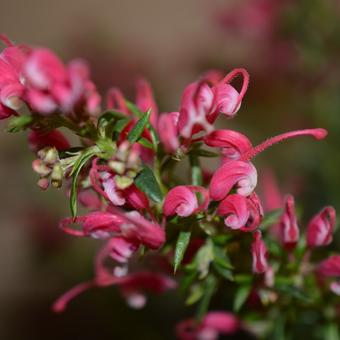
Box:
[233,284,251,312]
[186,284,204,305]
[96,139,116,160]
[325,323,340,340]
[70,147,98,217]
[195,239,214,279]
[98,110,126,138]
[174,231,191,273]
[134,166,163,203]
[275,284,311,303]
[113,117,130,134]
[213,245,233,269]
[213,262,234,281]
[138,137,154,150]
[125,100,143,117]
[196,276,217,321]
[7,115,34,132]
[127,109,151,143]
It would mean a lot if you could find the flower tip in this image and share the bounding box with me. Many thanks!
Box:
[313,128,328,140]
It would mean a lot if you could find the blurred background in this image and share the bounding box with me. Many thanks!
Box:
[0,0,340,338]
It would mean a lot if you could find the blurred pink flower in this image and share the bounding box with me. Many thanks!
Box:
[251,230,268,274]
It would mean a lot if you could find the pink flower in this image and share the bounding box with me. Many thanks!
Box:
[318,255,340,277]
[28,129,70,152]
[279,195,299,249]
[217,193,263,231]
[60,209,165,250]
[59,211,124,239]
[306,206,336,248]
[163,185,209,217]
[177,68,249,139]
[78,188,102,210]
[89,158,149,211]
[209,160,257,201]
[176,311,240,340]
[251,230,268,274]
[158,112,180,153]
[24,48,100,115]
[206,68,249,123]
[178,81,215,138]
[135,78,158,127]
[204,129,252,161]
[53,270,176,313]
[0,41,27,116]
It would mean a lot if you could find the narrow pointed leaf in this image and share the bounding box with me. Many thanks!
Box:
[127,109,151,143]
[233,284,251,312]
[134,166,163,203]
[196,276,217,321]
[174,231,191,273]
[70,148,98,217]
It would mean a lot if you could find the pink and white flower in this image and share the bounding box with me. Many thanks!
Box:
[209,160,257,201]
[163,185,209,217]
[251,230,268,274]
[279,195,299,249]
[306,206,336,248]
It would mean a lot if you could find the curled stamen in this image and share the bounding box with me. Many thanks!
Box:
[241,128,327,161]
[52,281,94,313]
[220,68,249,108]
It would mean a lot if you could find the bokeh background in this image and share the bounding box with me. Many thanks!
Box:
[0,0,339,338]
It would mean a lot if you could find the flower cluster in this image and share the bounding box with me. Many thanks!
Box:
[1,36,339,339]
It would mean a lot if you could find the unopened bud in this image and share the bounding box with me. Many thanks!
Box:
[32,159,52,176]
[108,160,125,175]
[51,163,63,188]
[115,175,133,189]
[43,147,59,165]
[37,177,49,190]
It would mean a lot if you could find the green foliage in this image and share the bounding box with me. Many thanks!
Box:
[174,231,191,274]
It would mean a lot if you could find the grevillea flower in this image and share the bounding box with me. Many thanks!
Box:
[251,230,268,274]
[178,68,249,139]
[209,160,257,201]
[163,185,209,217]
[318,255,340,277]
[176,311,240,340]
[158,112,180,153]
[204,129,252,161]
[24,48,100,115]
[279,195,299,249]
[28,129,70,152]
[53,270,177,313]
[0,37,27,116]
[90,157,149,211]
[60,209,165,249]
[306,207,336,248]
[217,193,263,231]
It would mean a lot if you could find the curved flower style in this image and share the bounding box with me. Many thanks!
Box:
[279,195,299,249]
[178,68,249,138]
[204,129,252,161]
[217,193,263,231]
[251,230,268,274]
[209,160,257,201]
[307,207,336,248]
[163,185,209,217]
[176,311,240,340]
